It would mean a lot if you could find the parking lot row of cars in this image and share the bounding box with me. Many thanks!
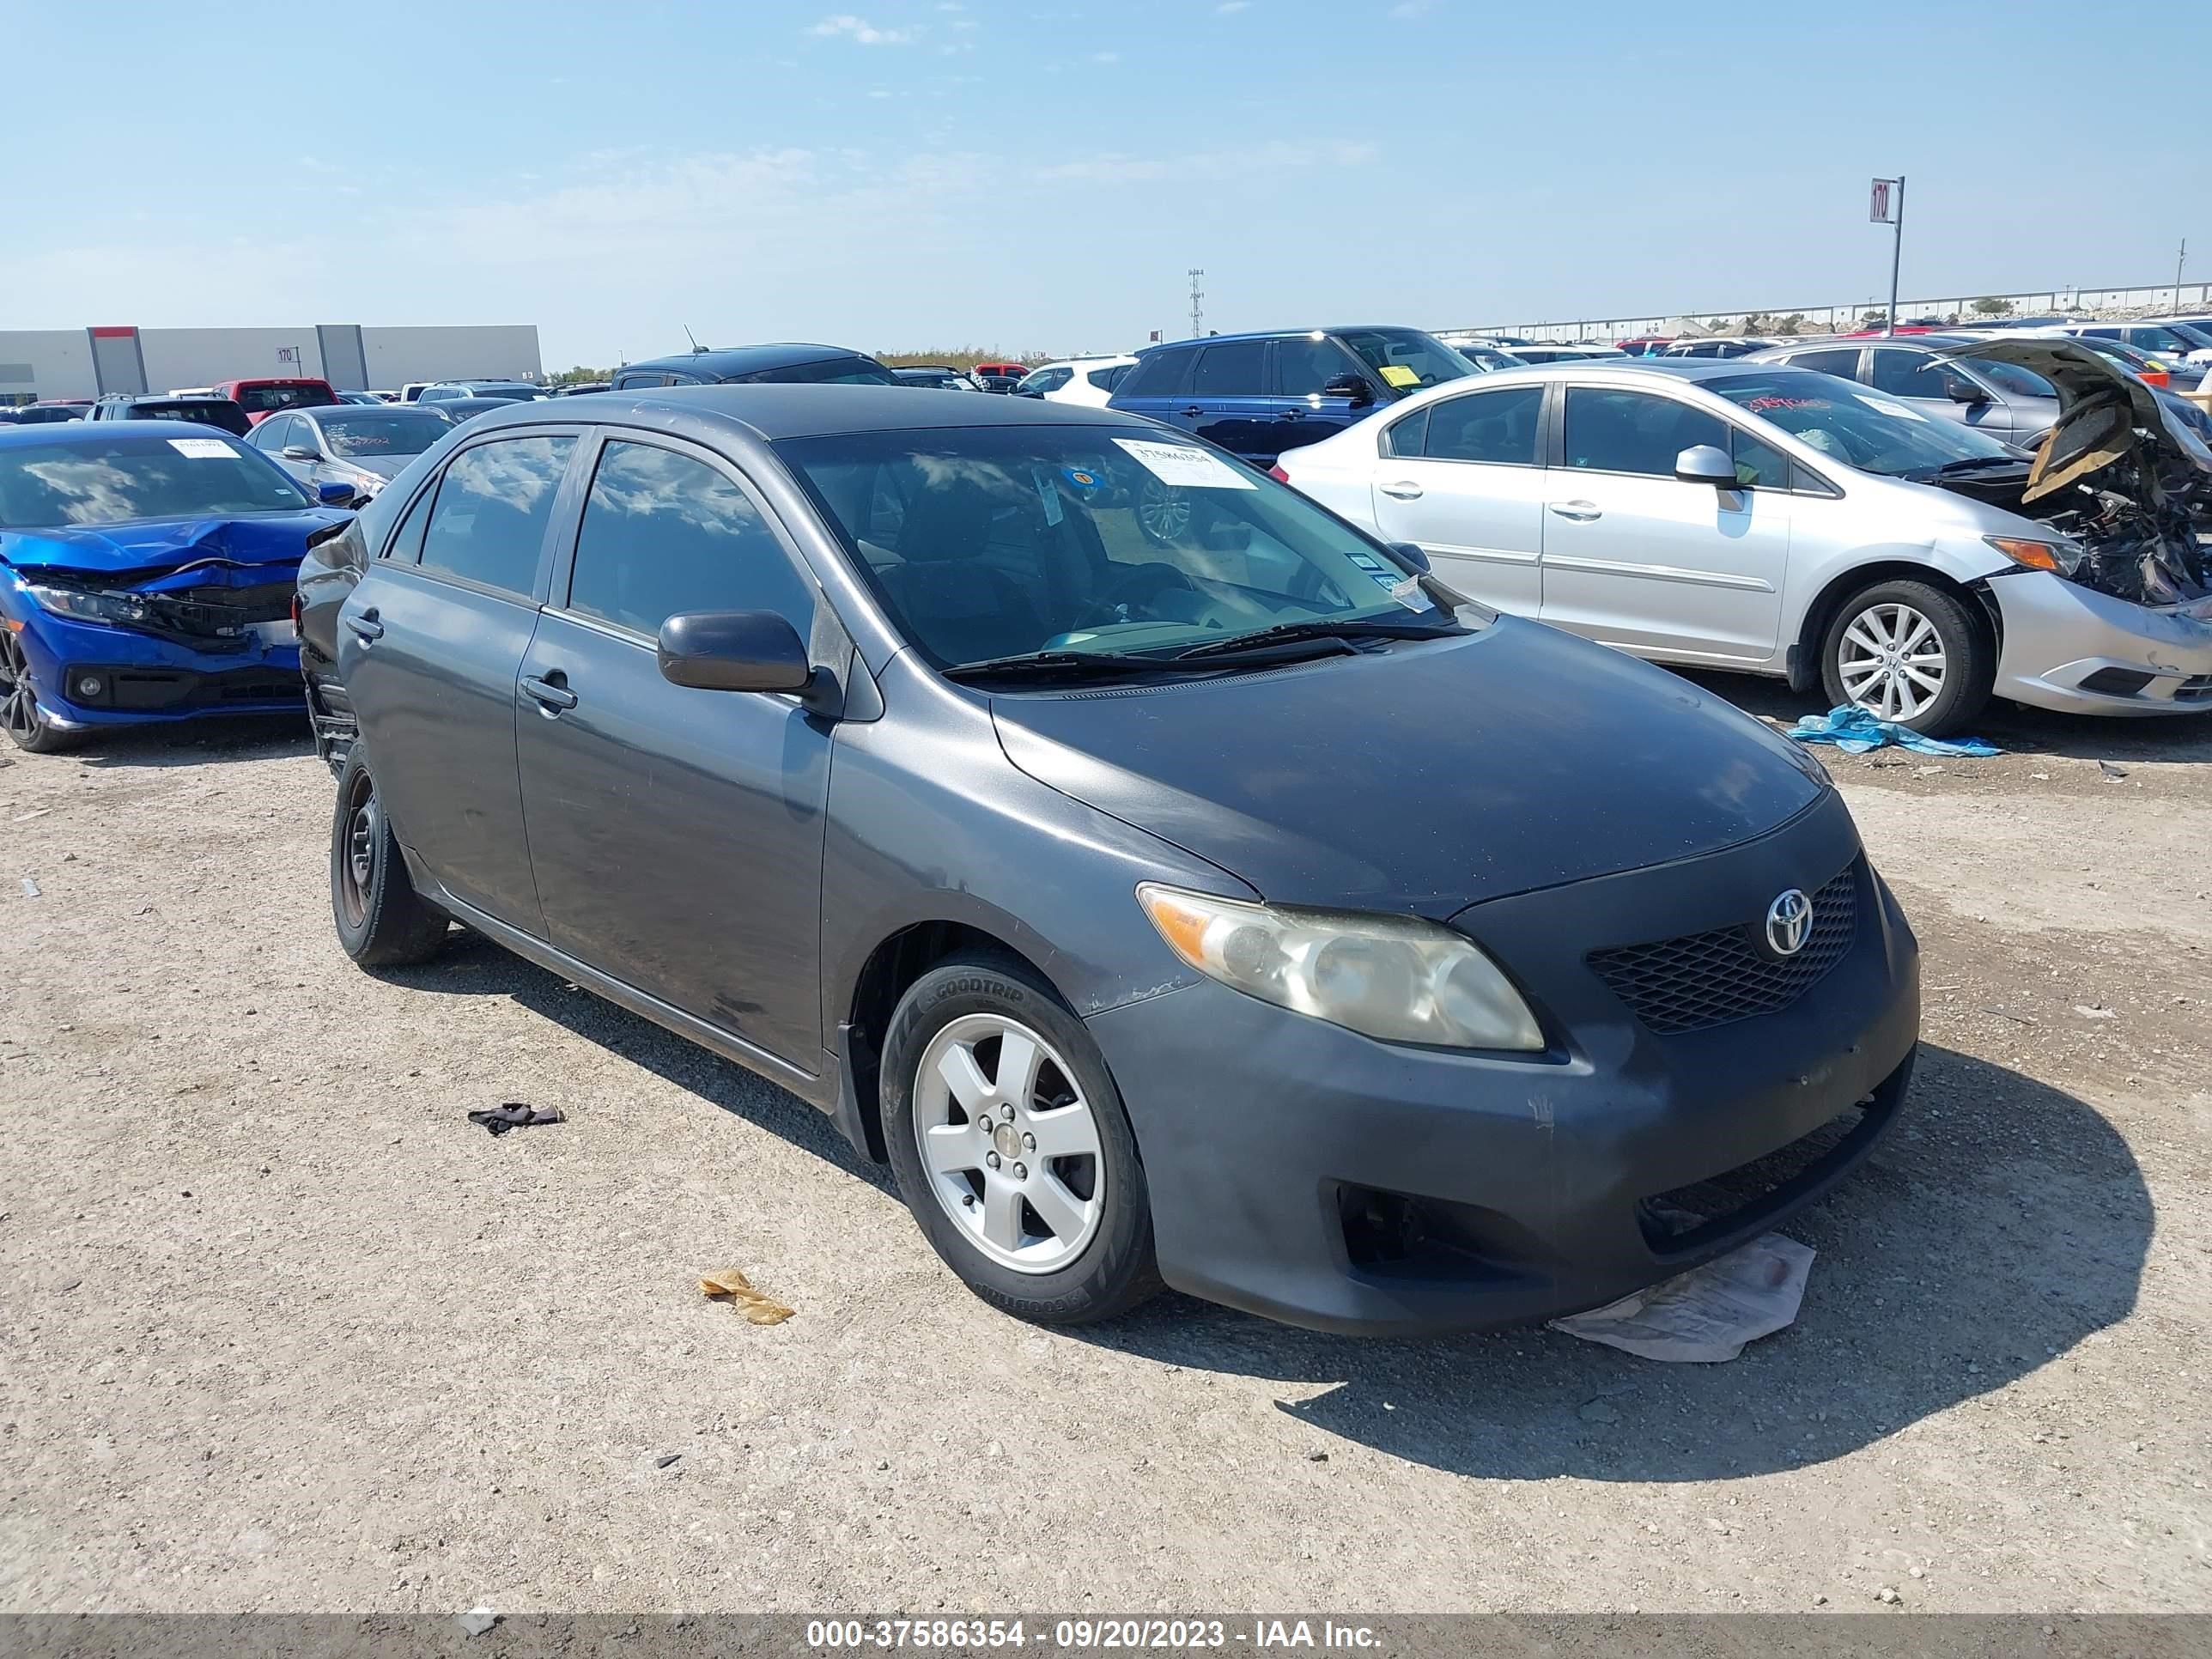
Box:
[0,308,2204,1337]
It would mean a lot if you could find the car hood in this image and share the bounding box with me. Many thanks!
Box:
[1931,337,2212,605]
[0,510,349,584]
[989,617,1828,918]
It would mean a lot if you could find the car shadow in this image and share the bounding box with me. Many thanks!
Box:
[1067,1044,2148,1482]
[62,713,313,769]
[380,929,892,1193]
[1680,667,2212,764]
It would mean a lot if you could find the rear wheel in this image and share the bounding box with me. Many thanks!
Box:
[881,954,1161,1325]
[0,629,76,754]
[330,750,449,967]
[1820,578,1993,736]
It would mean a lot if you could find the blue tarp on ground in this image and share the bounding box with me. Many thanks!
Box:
[1786,705,2002,758]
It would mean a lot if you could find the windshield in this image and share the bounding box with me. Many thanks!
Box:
[1454,346,1525,372]
[778,425,1450,670]
[1334,328,1471,393]
[236,383,333,413]
[319,413,447,459]
[741,357,900,387]
[2162,321,2212,350]
[1706,369,2020,477]
[0,433,313,527]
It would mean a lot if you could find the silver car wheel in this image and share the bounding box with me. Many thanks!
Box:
[1837,601,1947,723]
[913,1012,1105,1274]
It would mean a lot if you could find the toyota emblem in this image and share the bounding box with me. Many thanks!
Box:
[1764,889,1813,957]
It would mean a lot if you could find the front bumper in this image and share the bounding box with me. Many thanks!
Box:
[1989,568,2212,715]
[11,608,304,729]
[1085,792,1920,1335]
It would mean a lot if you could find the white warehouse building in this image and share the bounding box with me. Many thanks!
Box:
[0,322,542,403]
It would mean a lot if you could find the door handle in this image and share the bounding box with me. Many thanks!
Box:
[1379,480,1425,500]
[344,610,384,641]
[521,673,578,714]
[1274,409,1305,421]
[1180,406,1205,419]
[1548,501,1602,521]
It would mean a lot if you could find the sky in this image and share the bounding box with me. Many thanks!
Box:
[5,0,2208,368]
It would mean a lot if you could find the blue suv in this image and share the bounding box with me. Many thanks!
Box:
[1108,325,1474,466]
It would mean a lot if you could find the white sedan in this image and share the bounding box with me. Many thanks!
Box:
[1015,356,1139,407]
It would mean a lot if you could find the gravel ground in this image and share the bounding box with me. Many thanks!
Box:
[2,687,2208,1616]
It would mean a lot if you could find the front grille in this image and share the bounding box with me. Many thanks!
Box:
[1588,866,1858,1036]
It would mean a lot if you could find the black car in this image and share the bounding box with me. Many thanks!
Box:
[295,386,1917,1334]
[1108,325,1474,465]
[609,343,900,392]
[550,381,611,397]
[971,368,1027,394]
[85,393,252,436]
[9,402,93,425]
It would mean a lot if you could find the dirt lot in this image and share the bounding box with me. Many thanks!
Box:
[3,684,2209,1617]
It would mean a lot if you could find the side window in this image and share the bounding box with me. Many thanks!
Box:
[1729,428,1792,489]
[382,479,436,563]
[1869,349,1954,399]
[1784,347,1860,379]
[1425,386,1544,465]
[1028,368,1072,392]
[1276,337,1359,397]
[1561,388,1725,477]
[1115,348,1194,399]
[1190,341,1267,397]
[247,415,283,451]
[564,441,815,637]
[267,415,303,451]
[416,435,575,597]
[1381,407,1430,458]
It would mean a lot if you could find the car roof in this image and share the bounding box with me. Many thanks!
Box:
[1135,325,1433,352]
[465,384,1147,441]
[0,416,249,448]
[620,343,878,377]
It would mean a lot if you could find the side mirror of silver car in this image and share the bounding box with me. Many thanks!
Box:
[1674,444,1738,487]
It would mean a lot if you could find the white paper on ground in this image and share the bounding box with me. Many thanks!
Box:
[1548,1231,1815,1363]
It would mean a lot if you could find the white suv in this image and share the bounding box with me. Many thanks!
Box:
[1014,356,1138,407]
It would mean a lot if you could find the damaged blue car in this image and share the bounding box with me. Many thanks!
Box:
[0,421,354,752]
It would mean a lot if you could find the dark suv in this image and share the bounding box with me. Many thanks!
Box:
[1108,326,1473,465]
[86,393,252,435]
[609,343,900,392]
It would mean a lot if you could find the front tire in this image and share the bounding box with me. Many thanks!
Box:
[881,954,1162,1325]
[1820,578,1993,737]
[0,629,76,754]
[330,750,449,967]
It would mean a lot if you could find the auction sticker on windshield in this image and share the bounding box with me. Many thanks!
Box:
[1856,394,1927,422]
[1378,365,1420,388]
[168,437,235,459]
[1113,438,1255,490]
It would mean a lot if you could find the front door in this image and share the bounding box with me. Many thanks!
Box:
[1365,383,1548,616]
[340,430,580,931]
[1538,385,1789,668]
[515,434,833,1070]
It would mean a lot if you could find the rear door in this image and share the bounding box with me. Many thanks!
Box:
[1177,339,1278,460]
[339,428,584,933]
[515,434,833,1068]
[1364,383,1547,616]
[1537,384,1789,667]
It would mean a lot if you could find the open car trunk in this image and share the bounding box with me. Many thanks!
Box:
[1932,337,2212,605]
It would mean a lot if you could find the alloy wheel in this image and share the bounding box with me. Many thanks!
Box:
[912,1012,1105,1273]
[1133,477,1192,544]
[0,629,41,745]
[1837,601,1947,723]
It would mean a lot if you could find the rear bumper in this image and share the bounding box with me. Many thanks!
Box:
[1989,568,2212,715]
[1085,793,1920,1335]
[13,609,304,728]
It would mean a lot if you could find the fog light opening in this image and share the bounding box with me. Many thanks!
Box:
[1339,1186,1426,1267]
[76,675,104,699]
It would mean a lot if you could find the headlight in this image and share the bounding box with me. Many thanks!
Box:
[1136,884,1545,1051]
[22,582,153,628]
[1985,534,2072,573]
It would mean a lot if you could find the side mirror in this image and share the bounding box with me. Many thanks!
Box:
[1322,373,1374,406]
[658,610,815,696]
[315,480,357,507]
[1388,540,1432,574]
[283,444,320,461]
[1673,444,1739,487]
[1945,376,1987,404]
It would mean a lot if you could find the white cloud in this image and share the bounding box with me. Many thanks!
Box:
[1216,1,1252,10]
[808,14,915,44]
[1090,50,1120,63]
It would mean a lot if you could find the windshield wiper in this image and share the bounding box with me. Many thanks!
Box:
[940,650,1177,685]
[1171,616,1461,662]
[1936,456,2030,474]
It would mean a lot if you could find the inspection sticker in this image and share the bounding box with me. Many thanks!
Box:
[167,437,234,459]
[1112,437,1255,489]
[1855,393,1926,422]
[1030,467,1065,526]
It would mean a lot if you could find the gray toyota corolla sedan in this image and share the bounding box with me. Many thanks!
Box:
[296,387,1920,1335]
